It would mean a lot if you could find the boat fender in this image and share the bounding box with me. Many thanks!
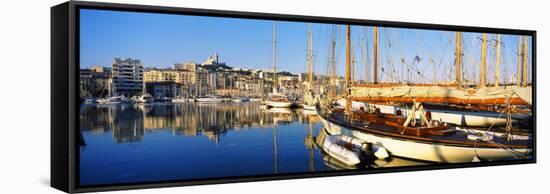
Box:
[374,147,389,160]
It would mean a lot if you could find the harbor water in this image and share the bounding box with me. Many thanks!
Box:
[79,102,424,186]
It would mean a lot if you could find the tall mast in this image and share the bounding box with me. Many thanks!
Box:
[517,36,522,87]
[479,33,487,88]
[495,34,501,87]
[522,36,528,86]
[272,21,278,91]
[361,36,369,83]
[351,44,355,83]
[455,32,462,88]
[373,26,379,84]
[308,24,313,91]
[331,40,336,98]
[345,25,351,113]
[142,73,146,95]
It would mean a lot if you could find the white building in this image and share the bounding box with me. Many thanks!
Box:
[111,58,144,97]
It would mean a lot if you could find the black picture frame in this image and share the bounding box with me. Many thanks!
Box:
[51,1,536,193]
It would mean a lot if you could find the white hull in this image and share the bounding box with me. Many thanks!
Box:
[318,113,530,163]
[98,96,131,104]
[196,98,224,103]
[322,135,363,166]
[369,103,525,127]
[84,99,96,104]
[267,101,293,108]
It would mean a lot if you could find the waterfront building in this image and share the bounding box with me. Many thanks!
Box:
[195,68,209,95]
[79,69,94,98]
[144,69,196,85]
[79,66,111,98]
[111,58,144,97]
[207,72,218,89]
[145,81,182,99]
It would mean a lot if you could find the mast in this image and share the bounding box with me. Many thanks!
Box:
[361,36,369,83]
[331,40,337,98]
[350,45,355,84]
[522,36,528,87]
[479,33,487,88]
[517,36,522,87]
[142,74,146,95]
[495,34,501,87]
[273,125,278,174]
[455,32,462,88]
[373,26,379,84]
[345,25,351,113]
[308,24,313,91]
[273,21,278,91]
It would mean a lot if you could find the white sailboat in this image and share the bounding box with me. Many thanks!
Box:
[302,24,317,110]
[195,95,224,103]
[266,21,294,108]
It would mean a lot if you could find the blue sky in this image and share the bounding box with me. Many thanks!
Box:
[80,9,532,84]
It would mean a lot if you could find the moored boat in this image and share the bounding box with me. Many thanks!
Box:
[320,133,388,166]
[231,97,250,103]
[317,106,532,163]
[195,96,224,103]
[136,94,154,104]
[172,97,189,103]
[98,95,132,104]
[266,94,293,108]
[317,25,532,163]
[84,98,97,104]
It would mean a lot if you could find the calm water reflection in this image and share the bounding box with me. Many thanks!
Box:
[79,102,423,186]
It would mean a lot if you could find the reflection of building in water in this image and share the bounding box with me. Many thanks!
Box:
[80,104,144,143]
[81,103,315,144]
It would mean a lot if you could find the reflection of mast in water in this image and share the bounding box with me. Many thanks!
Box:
[305,117,315,172]
[273,125,278,174]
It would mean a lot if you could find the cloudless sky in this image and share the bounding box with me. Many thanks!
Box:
[80,9,532,84]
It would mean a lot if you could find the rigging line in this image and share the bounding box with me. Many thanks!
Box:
[432,32,453,83]
[392,28,406,83]
[365,27,371,83]
[384,28,398,83]
[429,32,447,83]
[402,60,431,83]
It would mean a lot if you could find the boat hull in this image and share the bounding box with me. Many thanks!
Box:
[267,101,293,108]
[196,98,224,103]
[317,112,530,163]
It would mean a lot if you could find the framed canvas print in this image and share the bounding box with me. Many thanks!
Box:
[51,1,536,193]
